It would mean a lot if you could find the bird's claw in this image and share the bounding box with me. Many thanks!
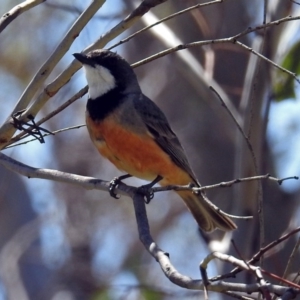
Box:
[137,175,162,204]
[137,185,154,204]
[109,174,132,199]
[109,177,121,199]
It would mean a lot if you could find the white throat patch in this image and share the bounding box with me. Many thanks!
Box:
[82,64,116,99]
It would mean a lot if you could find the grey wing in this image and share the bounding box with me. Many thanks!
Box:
[134,95,198,184]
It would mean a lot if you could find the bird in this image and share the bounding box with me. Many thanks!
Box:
[73,49,237,232]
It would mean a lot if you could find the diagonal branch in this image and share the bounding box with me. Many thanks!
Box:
[23,0,168,119]
[109,0,224,50]
[0,152,120,195]
[133,188,300,296]
[0,0,45,34]
[0,0,105,146]
[5,87,88,148]
[0,153,299,295]
[132,192,203,289]
[0,0,168,149]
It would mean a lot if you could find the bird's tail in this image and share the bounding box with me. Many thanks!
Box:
[177,190,237,232]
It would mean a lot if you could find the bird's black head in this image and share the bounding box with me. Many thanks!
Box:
[73,49,140,99]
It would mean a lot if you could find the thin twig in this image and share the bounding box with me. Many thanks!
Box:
[210,84,266,260]
[0,0,168,150]
[209,86,260,172]
[6,87,88,147]
[211,227,300,282]
[131,15,300,82]
[152,174,298,193]
[1,9,299,149]
[0,151,124,193]
[132,192,203,289]
[133,193,298,295]
[23,0,168,119]
[109,0,223,50]
[0,152,299,295]
[231,240,271,299]
[235,41,299,83]
[0,0,105,147]
[231,15,300,40]
[262,269,300,290]
[130,37,300,93]
[281,237,300,284]
[5,124,86,149]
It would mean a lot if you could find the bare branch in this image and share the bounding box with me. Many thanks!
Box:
[5,124,86,148]
[0,0,105,146]
[152,174,298,194]
[1,151,297,202]
[109,0,224,50]
[0,151,299,296]
[0,152,122,195]
[209,85,265,252]
[281,237,300,284]
[1,5,298,150]
[261,269,300,290]
[6,87,88,147]
[0,0,168,150]
[235,40,299,83]
[132,191,299,296]
[200,252,298,298]
[23,0,168,118]
[131,16,300,87]
[132,192,203,289]
[211,227,300,282]
[0,0,45,34]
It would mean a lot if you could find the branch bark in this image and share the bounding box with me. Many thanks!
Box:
[0,0,45,34]
[0,0,168,149]
[0,151,299,296]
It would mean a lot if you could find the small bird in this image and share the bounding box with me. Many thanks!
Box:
[73,49,237,232]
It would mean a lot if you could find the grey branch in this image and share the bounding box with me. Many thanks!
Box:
[0,0,45,34]
[0,152,299,295]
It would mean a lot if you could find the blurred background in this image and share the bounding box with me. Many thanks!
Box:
[0,0,299,299]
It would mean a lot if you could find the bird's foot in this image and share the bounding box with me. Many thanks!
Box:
[109,174,132,199]
[137,184,154,204]
[137,175,163,204]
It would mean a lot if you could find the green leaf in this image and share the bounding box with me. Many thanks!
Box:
[141,288,164,300]
[273,40,300,101]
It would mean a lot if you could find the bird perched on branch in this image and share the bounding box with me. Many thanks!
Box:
[73,49,237,232]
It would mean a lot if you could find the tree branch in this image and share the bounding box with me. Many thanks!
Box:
[0,152,122,195]
[5,87,88,148]
[0,0,105,146]
[211,227,300,282]
[152,174,298,193]
[1,151,297,198]
[0,152,299,296]
[133,191,299,295]
[0,0,45,34]
[0,0,168,149]
[109,0,224,50]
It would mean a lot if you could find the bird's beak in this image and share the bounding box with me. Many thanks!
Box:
[73,53,89,65]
